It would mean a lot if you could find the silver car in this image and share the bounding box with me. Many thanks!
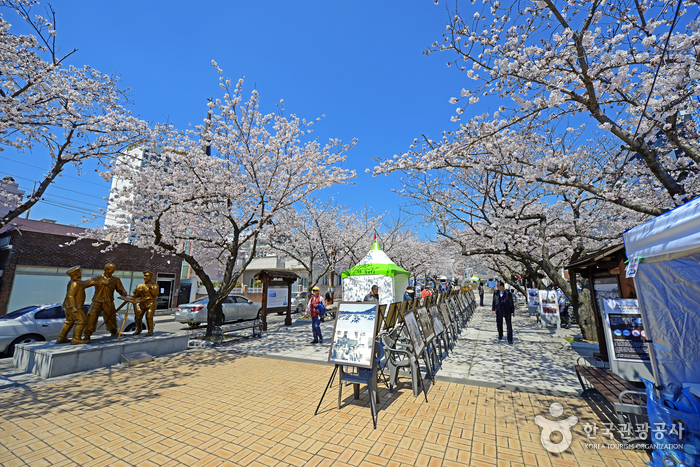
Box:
[175,295,261,328]
[290,291,308,314]
[0,303,137,357]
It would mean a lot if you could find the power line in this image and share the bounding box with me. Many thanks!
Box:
[39,200,106,218]
[0,154,110,187]
[40,192,106,209]
[0,170,107,200]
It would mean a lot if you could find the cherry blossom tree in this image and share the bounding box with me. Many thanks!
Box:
[0,0,148,227]
[377,0,700,216]
[264,197,382,295]
[383,161,639,340]
[86,71,355,337]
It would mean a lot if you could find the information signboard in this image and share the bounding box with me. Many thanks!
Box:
[602,299,650,362]
[266,286,288,309]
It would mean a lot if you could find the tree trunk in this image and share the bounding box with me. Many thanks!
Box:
[205,298,224,338]
[576,288,597,342]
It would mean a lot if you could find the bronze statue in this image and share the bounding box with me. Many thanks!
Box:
[132,270,159,336]
[84,263,128,342]
[56,266,91,345]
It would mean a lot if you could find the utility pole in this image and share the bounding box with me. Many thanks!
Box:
[24,182,36,219]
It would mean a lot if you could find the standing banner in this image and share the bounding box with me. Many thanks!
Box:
[602,299,653,381]
[602,299,650,362]
[526,288,540,308]
[538,290,559,326]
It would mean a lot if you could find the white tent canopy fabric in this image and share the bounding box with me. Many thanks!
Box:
[623,196,700,394]
[624,197,700,263]
[341,241,410,305]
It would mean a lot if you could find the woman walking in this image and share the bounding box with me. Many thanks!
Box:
[305,286,325,344]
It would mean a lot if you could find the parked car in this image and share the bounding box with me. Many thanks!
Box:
[174,295,261,328]
[0,303,137,357]
[290,291,308,314]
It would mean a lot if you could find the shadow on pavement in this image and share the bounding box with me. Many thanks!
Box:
[0,350,243,422]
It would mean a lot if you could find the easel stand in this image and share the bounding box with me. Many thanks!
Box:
[315,363,380,429]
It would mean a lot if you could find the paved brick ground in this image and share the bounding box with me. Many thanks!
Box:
[0,351,650,466]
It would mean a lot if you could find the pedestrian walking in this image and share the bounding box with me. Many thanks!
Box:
[403,287,415,301]
[478,282,484,306]
[491,281,515,344]
[304,286,325,344]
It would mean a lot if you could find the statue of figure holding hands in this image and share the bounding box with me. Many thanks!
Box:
[56,266,91,345]
[132,270,159,336]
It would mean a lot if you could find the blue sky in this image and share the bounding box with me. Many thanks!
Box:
[3,1,476,233]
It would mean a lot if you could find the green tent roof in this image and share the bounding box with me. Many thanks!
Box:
[341,241,410,279]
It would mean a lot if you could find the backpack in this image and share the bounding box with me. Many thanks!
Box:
[316,301,326,316]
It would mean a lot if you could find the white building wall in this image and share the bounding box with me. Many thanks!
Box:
[104,147,146,231]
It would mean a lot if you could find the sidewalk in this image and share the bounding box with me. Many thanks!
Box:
[0,305,650,466]
[0,349,649,466]
[216,304,591,396]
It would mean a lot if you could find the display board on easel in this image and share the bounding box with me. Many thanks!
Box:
[415,306,435,343]
[327,302,380,369]
[402,310,425,358]
[428,305,444,335]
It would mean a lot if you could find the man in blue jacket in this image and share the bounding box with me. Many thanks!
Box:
[492,281,515,344]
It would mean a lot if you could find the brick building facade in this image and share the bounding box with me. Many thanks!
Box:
[0,219,181,315]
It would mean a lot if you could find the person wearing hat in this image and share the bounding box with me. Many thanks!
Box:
[56,266,91,345]
[84,263,129,341]
[304,286,325,344]
[403,287,415,301]
[132,270,159,336]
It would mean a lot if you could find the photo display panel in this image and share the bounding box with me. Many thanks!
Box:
[328,302,379,369]
[428,305,444,335]
[403,310,425,357]
[415,306,436,343]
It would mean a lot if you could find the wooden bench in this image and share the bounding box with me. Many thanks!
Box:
[575,357,648,447]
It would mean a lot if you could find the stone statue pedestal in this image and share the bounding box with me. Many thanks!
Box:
[12,332,189,378]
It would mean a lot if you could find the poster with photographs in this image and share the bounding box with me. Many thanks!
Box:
[403,310,425,357]
[428,305,444,335]
[456,294,466,311]
[438,303,452,326]
[328,302,379,369]
[447,297,459,320]
[416,306,436,343]
[538,290,559,325]
[526,288,540,308]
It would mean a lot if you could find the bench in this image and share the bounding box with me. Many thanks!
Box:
[221,319,263,338]
[575,357,648,447]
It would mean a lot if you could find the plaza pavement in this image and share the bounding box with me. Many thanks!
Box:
[0,304,650,466]
[213,303,594,396]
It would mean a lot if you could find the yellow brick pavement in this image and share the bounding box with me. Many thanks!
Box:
[0,351,649,466]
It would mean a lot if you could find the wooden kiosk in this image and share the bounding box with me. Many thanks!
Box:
[567,243,636,361]
[255,270,299,330]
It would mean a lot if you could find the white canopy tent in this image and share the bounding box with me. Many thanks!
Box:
[623,196,700,395]
[341,242,410,305]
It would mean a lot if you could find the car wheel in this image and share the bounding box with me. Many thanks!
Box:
[125,323,136,332]
[187,323,200,329]
[256,309,262,320]
[7,334,45,357]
